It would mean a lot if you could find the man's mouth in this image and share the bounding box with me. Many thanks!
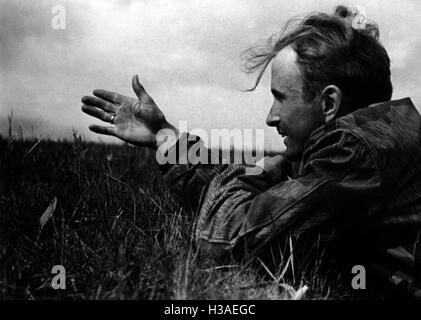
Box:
[277,129,287,138]
[277,129,289,146]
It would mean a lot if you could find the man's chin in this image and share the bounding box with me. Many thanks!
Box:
[280,146,302,162]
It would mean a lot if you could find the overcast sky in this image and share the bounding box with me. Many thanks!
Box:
[1,0,420,151]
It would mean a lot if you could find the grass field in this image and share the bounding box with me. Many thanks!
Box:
[0,128,358,300]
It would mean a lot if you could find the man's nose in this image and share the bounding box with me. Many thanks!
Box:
[266,103,280,127]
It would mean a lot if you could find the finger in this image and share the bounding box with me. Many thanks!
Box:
[81,96,119,113]
[93,89,127,105]
[89,124,117,136]
[81,105,114,123]
[132,75,152,102]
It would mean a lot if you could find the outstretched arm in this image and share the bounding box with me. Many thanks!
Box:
[81,76,288,212]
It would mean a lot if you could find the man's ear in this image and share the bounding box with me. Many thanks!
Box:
[320,85,342,123]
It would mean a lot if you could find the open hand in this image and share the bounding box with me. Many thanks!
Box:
[81,75,176,149]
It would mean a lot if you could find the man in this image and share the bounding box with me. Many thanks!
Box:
[81,6,421,298]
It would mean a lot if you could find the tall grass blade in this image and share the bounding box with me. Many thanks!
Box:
[40,197,57,230]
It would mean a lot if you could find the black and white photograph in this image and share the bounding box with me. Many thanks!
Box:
[1,0,421,307]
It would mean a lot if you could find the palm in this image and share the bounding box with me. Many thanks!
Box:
[81,75,171,149]
[114,98,164,147]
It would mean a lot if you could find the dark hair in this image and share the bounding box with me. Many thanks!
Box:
[242,5,393,112]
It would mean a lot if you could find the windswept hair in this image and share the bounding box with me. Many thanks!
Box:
[242,5,392,112]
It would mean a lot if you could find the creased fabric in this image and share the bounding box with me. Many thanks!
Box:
[159,97,421,294]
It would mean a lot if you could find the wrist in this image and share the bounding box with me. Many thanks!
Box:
[155,121,179,152]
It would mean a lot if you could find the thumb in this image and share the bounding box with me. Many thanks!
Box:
[132,74,148,100]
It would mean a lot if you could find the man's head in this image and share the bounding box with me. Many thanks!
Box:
[244,5,393,161]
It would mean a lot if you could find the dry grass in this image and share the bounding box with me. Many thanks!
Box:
[0,128,357,300]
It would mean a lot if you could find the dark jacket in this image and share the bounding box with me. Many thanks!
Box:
[160,98,421,296]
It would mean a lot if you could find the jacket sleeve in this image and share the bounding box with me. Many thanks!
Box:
[160,129,383,262]
[159,132,285,212]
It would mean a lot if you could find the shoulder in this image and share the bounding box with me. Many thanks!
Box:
[304,97,419,165]
[302,120,378,182]
[302,98,419,182]
[341,98,419,133]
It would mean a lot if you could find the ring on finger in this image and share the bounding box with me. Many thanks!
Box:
[109,113,116,124]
